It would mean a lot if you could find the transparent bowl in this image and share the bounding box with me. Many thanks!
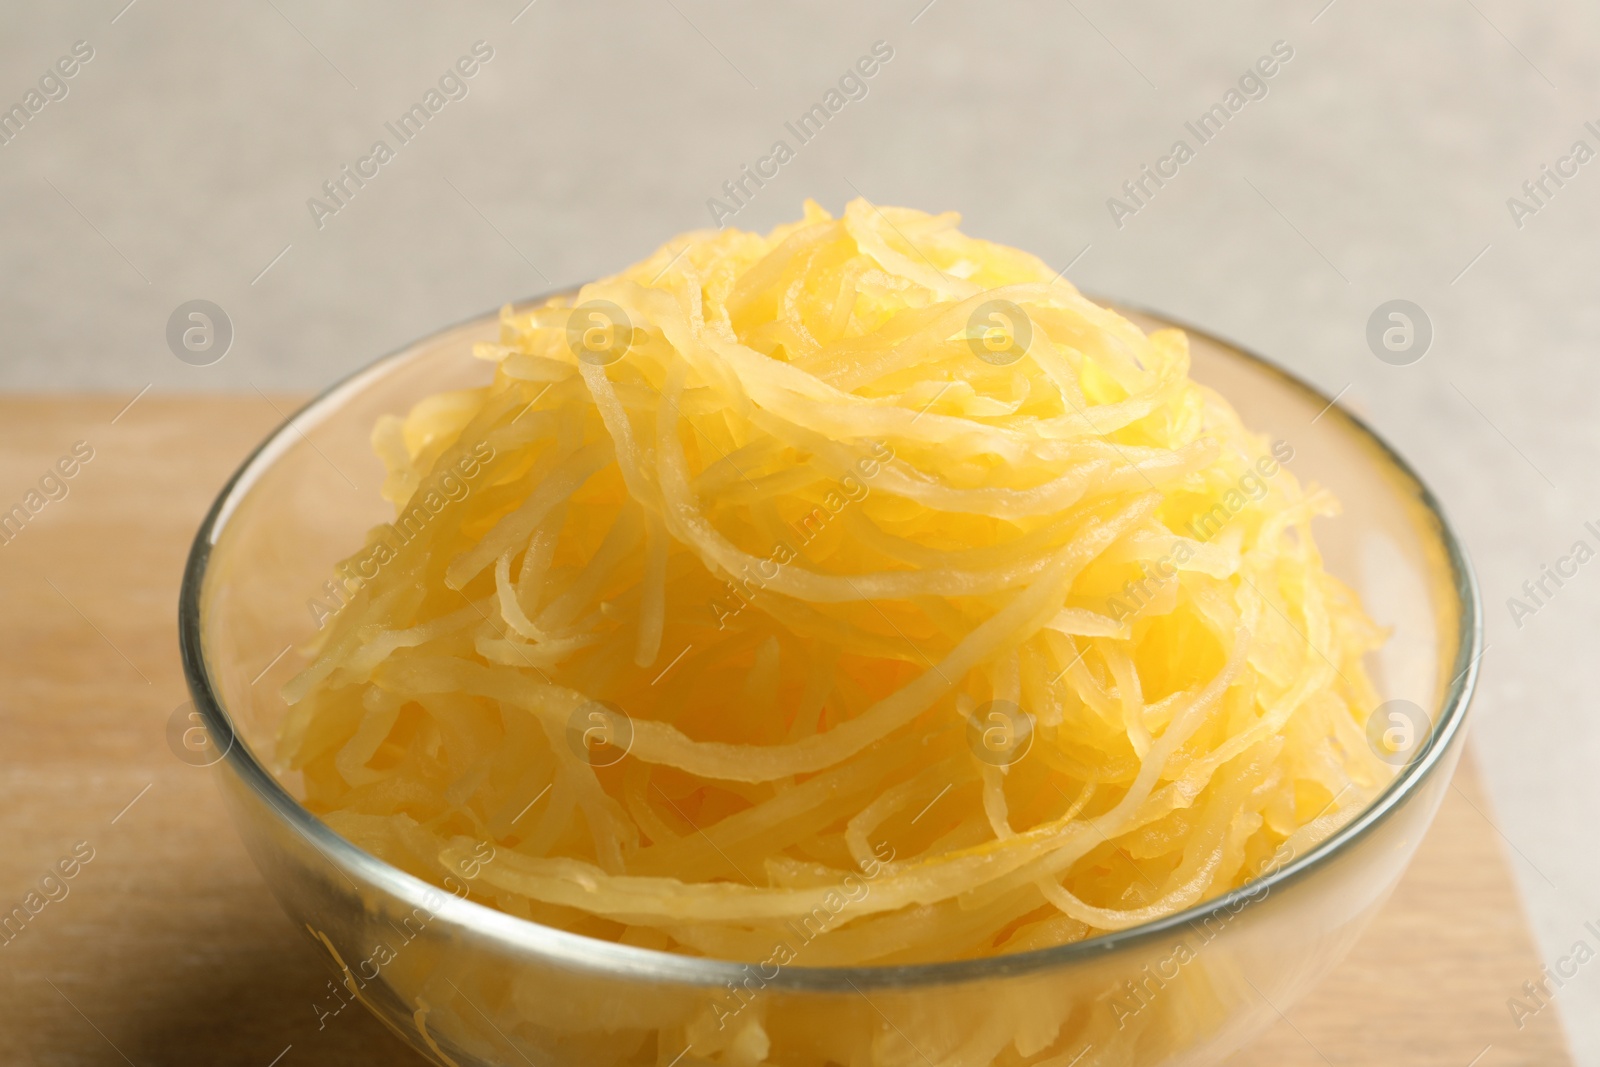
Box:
[179,297,1480,1067]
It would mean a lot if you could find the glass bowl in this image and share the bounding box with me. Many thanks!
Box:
[179,296,1480,1067]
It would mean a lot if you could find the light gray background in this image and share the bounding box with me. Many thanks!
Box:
[4,0,1598,1058]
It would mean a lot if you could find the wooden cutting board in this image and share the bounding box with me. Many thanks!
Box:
[0,395,1573,1067]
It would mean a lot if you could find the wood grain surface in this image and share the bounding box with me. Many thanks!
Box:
[0,395,1574,1066]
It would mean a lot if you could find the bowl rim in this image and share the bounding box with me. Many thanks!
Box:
[179,292,1482,992]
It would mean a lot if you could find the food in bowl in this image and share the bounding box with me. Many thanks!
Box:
[279,200,1391,984]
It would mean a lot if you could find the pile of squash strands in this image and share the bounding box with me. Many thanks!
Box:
[280,199,1389,967]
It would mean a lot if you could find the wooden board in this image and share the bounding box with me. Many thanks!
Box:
[0,395,1573,1067]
